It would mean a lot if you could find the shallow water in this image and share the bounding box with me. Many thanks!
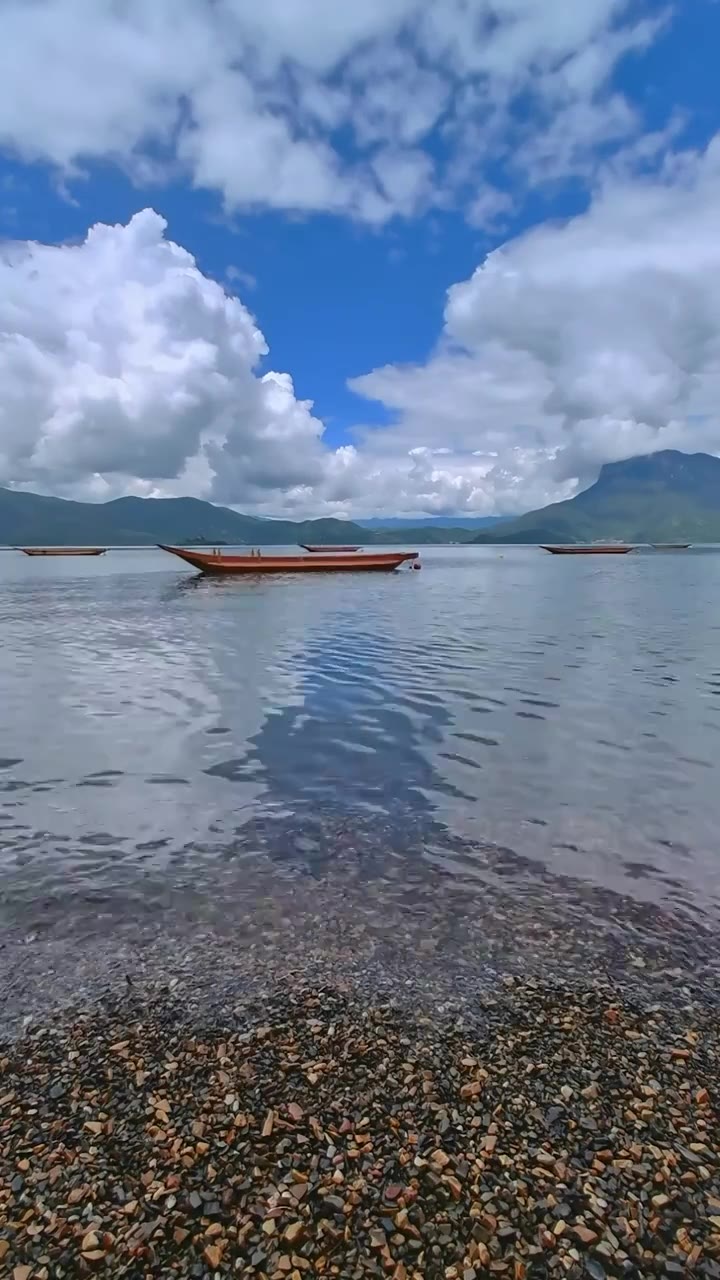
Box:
[2,544,720,1017]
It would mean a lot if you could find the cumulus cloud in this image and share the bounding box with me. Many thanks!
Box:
[4,149,720,520]
[0,0,667,222]
[0,209,326,504]
[350,136,720,510]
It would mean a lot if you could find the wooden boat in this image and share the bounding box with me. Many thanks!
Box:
[301,544,360,553]
[651,543,691,550]
[19,547,107,556]
[541,545,634,555]
[158,545,418,574]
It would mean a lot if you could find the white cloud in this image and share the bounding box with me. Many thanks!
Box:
[0,207,559,515]
[0,0,668,222]
[4,151,720,520]
[0,209,327,504]
[348,136,720,510]
[467,186,514,232]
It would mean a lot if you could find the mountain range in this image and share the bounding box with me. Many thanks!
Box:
[473,451,720,544]
[0,487,478,546]
[357,515,507,530]
[1,450,719,546]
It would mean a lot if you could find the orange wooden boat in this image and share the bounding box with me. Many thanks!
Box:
[541,545,634,555]
[300,544,360,553]
[159,545,418,574]
[19,547,107,556]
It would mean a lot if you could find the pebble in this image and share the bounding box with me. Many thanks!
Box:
[0,979,717,1280]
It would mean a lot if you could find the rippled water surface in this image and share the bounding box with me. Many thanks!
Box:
[2,544,720,1005]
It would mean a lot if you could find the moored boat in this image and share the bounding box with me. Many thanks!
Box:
[158,545,418,574]
[541,545,634,555]
[651,543,691,550]
[301,544,360,553]
[19,547,107,556]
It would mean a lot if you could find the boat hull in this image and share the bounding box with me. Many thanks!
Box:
[19,547,107,556]
[301,544,360,553]
[159,545,418,574]
[541,545,634,555]
[651,543,691,550]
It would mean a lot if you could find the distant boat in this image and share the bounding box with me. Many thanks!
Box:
[158,545,417,574]
[651,543,691,550]
[19,547,107,556]
[300,544,360,553]
[541,545,634,555]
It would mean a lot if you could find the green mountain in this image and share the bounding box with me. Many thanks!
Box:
[0,486,477,547]
[473,451,720,544]
[375,525,477,544]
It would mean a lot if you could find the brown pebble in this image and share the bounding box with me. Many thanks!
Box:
[204,1243,222,1267]
[460,1081,483,1100]
[284,1222,304,1244]
[573,1225,599,1245]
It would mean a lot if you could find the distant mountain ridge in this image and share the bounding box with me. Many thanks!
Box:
[5,451,715,547]
[0,487,480,546]
[473,451,720,544]
[359,515,508,530]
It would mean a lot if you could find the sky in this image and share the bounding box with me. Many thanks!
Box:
[1,0,720,519]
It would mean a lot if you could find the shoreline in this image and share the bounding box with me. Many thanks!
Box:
[2,976,718,1279]
[2,836,720,1042]
[3,837,719,1277]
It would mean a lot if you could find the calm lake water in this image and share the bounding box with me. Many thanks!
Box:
[2,544,720,1012]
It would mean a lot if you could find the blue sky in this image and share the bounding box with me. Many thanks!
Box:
[1,0,720,516]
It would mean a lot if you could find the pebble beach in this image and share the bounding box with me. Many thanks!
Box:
[2,969,719,1280]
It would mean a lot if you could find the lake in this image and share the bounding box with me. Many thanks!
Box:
[2,544,720,1024]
